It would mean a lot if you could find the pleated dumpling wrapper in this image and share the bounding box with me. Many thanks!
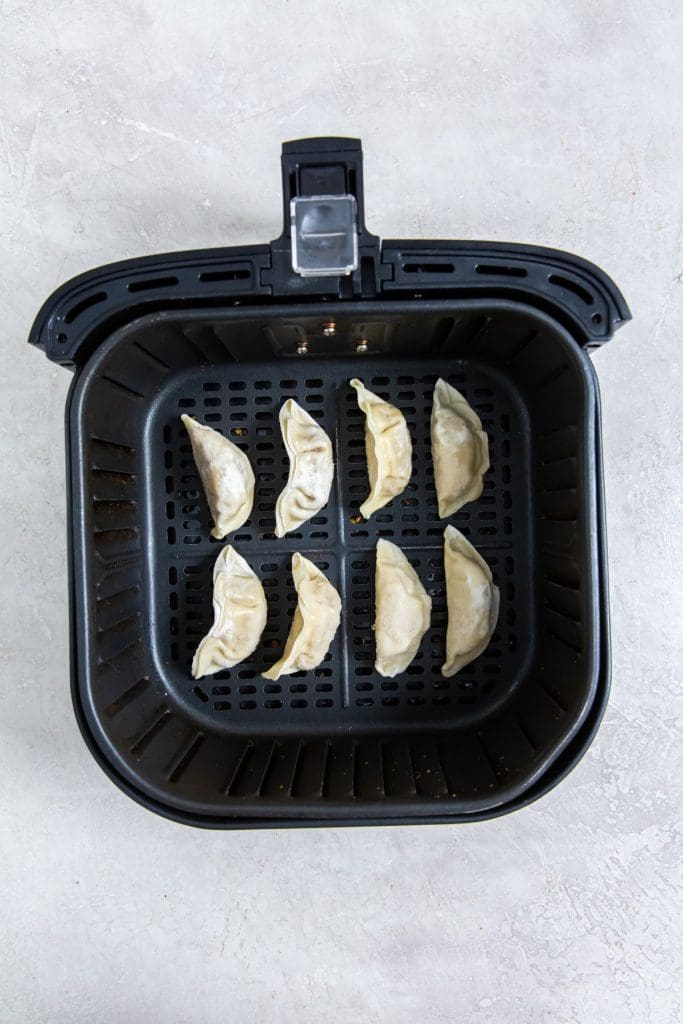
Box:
[430,378,489,518]
[350,378,412,518]
[374,539,431,678]
[262,554,341,680]
[275,399,334,537]
[442,525,499,677]
[192,546,267,679]
[181,414,255,539]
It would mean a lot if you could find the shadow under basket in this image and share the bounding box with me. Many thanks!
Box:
[30,137,629,826]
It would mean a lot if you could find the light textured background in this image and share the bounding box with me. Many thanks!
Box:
[1,2,681,1022]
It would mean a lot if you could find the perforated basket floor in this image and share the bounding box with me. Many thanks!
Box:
[155,361,530,730]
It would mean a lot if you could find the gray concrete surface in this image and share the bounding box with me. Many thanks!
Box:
[1,2,681,1022]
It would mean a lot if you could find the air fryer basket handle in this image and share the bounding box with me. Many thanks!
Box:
[268,136,381,295]
[278,136,371,238]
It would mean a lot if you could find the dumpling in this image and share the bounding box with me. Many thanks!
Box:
[350,379,412,518]
[181,414,255,539]
[430,378,489,517]
[374,539,431,677]
[442,525,499,677]
[262,554,341,679]
[192,546,267,678]
[275,400,334,538]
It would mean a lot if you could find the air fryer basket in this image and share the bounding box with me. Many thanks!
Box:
[30,138,630,826]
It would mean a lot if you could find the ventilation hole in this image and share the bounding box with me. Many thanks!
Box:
[475,264,527,278]
[403,262,455,274]
[548,274,594,305]
[592,312,602,325]
[128,275,178,293]
[64,291,108,324]
[192,686,209,703]
[199,269,250,283]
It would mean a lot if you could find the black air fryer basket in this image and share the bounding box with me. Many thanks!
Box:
[30,138,630,827]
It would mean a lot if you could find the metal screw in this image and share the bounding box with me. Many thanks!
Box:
[355,338,369,353]
[296,340,309,355]
[322,321,336,336]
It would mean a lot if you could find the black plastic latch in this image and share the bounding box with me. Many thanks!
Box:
[266,137,380,297]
